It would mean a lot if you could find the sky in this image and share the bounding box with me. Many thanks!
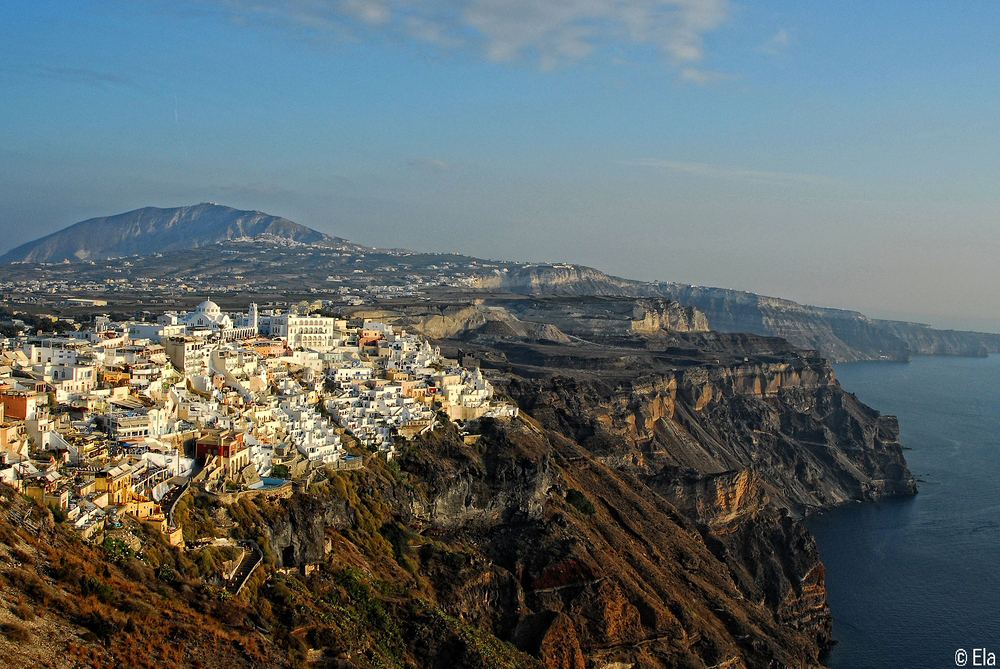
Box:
[3,1,1000,331]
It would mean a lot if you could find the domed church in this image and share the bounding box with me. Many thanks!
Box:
[182,299,258,340]
[184,299,233,331]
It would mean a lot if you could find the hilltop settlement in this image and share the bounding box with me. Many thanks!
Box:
[0,298,516,548]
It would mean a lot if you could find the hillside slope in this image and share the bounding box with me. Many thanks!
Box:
[0,326,915,669]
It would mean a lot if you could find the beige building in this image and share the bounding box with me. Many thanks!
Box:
[164,337,208,376]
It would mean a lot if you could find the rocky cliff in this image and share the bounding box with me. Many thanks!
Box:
[875,319,1000,357]
[253,418,830,668]
[246,331,913,669]
[472,265,662,297]
[349,297,708,345]
[471,264,999,362]
[507,347,914,513]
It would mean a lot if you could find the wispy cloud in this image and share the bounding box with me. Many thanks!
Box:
[5,65,137,88]
[201,0,730,73]
[407,157,451,173]
[679,67,732,85]
[757,28,789,56]
[624,159,835,186]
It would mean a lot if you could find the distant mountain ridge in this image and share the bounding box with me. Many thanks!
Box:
[5,203,997,362]
[474,265,1000,361]
[0,203,364,263]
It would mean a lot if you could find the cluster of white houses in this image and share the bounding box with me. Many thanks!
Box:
[0,299,516,543]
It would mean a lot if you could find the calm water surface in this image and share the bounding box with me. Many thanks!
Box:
[806,355,1000,669]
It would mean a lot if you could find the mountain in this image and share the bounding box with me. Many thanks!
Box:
[0,203,364,264]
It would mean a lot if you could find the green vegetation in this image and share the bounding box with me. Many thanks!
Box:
[417,607,543,669]
[379,521,415,572]
[328,472,395,561]
[331,567,406,664]
[172,494,219,539]
[566,488,596,516]
[81,576,116,603]
[101,537,134,564]
[419,542,469,570]
[154,564,176,582]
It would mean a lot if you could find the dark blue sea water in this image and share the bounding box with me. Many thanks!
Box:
[805,355,1000,669]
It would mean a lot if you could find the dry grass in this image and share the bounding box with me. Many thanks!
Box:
[1,620,31,643]
[10,599,34,621]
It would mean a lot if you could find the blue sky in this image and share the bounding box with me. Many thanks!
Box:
[3,1,1000,330]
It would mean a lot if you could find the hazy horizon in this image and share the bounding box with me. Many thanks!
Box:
[4,2,1000,333]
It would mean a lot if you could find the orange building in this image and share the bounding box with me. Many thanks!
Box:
[0,390,43,421]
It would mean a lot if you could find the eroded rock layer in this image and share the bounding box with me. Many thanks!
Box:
[252,330,913,669]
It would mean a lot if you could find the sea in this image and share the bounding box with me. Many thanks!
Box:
[805,354,1000,669]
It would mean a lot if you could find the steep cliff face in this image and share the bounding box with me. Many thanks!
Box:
[249,336,913,669]
[395,419,831,669]
[265,491,354,568]
[876,319,1000,356]
[507,354,915,513]
[642,286,1000,362]
[204,319,915,669]
[631,298,710,335]
[648,469,832,648]
[496,296,709,340]
[472,265,660,296]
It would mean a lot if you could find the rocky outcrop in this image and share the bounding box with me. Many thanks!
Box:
[496,296,709,340]
[513,612,585,669]
[631,298,710,334]
[396,419,831,668]
[349,296,709,345]
[264,491,353,567]
[351,304,574,343]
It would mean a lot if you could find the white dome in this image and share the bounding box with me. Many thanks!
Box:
[184,298,231,330]
[196,299,221,314]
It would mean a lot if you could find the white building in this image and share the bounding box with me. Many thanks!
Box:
[263,313,340,350]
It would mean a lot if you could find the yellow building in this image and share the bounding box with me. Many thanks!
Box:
[94,464,133,505]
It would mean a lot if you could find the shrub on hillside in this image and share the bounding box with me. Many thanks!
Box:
[566,489,596,516]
